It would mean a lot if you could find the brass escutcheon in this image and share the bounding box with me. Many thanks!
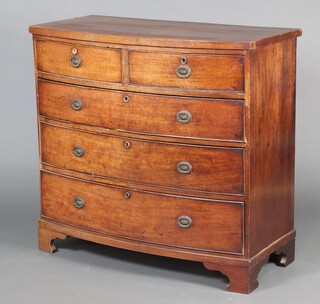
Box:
[124,141,131,149]
[124,191,131,199]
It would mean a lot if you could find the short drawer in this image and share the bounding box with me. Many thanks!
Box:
[41,124,244,195]
[129,51,244,91]
[35,40,122,82]
[41,172,244,254]
[38,80,244,142]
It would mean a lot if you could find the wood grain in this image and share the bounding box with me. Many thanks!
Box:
[36,70,245,99]
[38,80,244,142]
[38,226,67,253]
[204,255,269,293]
[129,51,244,91]
[30,16,301,294]
[41,172,244,254]
[40,116,246,149]
[269,239,295,267]
[248,39,297,256]
[36,39,122,82]
[39,217,295,264]
[29,15,301,50]
[40,123,244,195]
[41,164,245,201]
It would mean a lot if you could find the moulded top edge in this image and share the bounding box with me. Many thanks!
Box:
[29,15,302,50]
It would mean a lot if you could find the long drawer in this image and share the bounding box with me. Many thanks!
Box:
[35,40,122,83]
[129,51,244,91]
[40,123,244,195]
[41,172,244,254]
[38,80,244,142]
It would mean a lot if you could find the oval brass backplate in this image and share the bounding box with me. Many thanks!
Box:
[176,110,192,124]
[176,65,192,78]
[72,145,85,157]
[177,215,193,228]
[70,55,82,68]
[73,196,85,209]
[177,161,192,174]
[70,98,83,111]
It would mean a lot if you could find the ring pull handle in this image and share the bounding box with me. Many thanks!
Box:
[176,65,192,78]
[177,215,193,228]
[176,110,192,124]
[72,145,85,158]
[70,55,82,68]
[73,196,85,209]
[70,99,83,111]
[177,161,192,174]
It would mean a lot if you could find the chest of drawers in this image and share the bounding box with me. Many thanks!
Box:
[29,16,301,294]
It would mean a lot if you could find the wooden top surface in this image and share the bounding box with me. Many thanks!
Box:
[29,15,302,50]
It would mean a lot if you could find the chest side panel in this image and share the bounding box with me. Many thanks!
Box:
[248,39,296,256]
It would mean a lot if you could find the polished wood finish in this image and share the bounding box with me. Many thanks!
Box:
[41,163,244,202]
[30,16,301,294]
[204,254,269,293]
[40,123,244,195]
[40,115,246,149]
[38,226,67,253]
[41,172,244,254]
[29,15,301,50]
[270,239,295,267]
[38,80,245,142]
[38,218,295,264]
[129,51,244,91]
[36,39,122,82]
[36,69,246,100]
[248,39,297,256]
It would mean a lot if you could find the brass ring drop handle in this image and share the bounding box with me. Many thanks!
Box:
[71,99,83,111]
[177,215,193,228]
[176,65,192,78]
[72,145,85,157]
[73,196,85,209]
[177,161,192,174]
[70,55,82,68]
[176,110,192,124]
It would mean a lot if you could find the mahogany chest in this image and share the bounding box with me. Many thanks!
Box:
[29,16,301,293]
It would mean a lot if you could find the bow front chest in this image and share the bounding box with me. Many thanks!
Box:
[29,16,301,293]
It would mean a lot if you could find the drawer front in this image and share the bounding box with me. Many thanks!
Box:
[41,172,244,254]
[39,81,244,142]
[41,124,244,195]
[129,51,244,91]
[36,40,122,82]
